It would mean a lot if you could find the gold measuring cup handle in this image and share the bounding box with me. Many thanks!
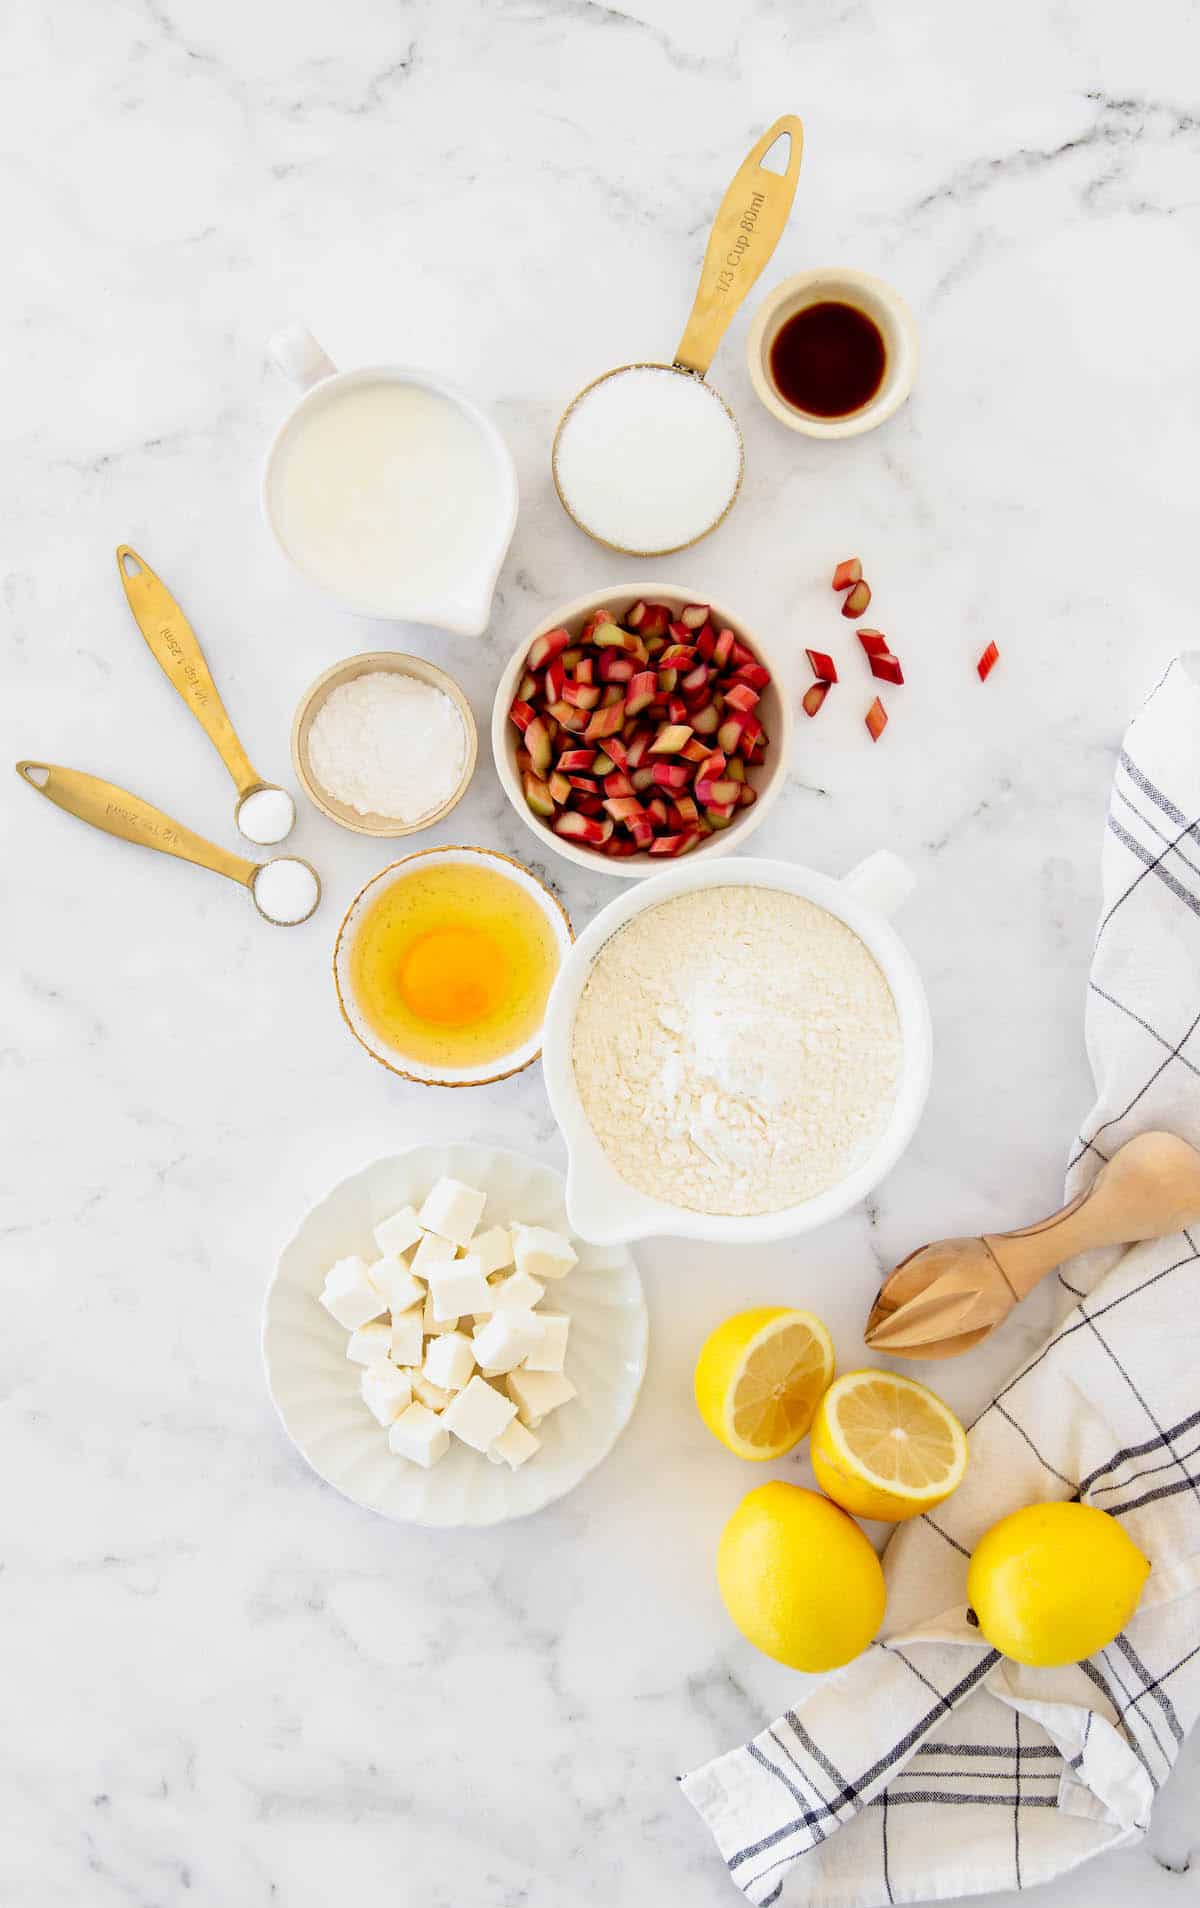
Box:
[116,546,261,799]
[674,114,805,379]
[16,761,257,891]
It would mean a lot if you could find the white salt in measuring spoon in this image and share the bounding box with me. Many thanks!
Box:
[552,115,804,557]
[16,762,320,925]
[116,546,297,846]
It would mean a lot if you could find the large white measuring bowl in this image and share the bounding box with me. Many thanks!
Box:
[541,852,931,1245]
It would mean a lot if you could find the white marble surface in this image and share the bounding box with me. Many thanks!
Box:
[4,0,1200,1902]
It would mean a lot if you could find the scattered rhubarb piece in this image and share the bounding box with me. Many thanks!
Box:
[842,579,872,618]
[855,629,890,658]
[832,558,862,591]
[865,697,888,742]
[805,649,838,684]
[868,652,904,686]
[802,682,830,718]
[977,641,1000,682]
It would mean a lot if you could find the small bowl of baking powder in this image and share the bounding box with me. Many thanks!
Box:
[292,652,477,836]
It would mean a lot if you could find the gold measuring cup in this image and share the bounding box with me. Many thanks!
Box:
[16,762,320,925]
[116,546,296,845]
[552,114,804,556]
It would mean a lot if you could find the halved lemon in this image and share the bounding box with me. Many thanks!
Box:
[810,1370,968,1521]
[694,1307,835,1460]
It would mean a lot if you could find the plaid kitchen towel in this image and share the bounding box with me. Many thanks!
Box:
[681,655,1200,1906]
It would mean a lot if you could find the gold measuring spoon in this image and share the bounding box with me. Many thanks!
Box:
[16,762,320,926]
[864,1131,1200,1359]
[116,546,296,845]
[552,114,804,556]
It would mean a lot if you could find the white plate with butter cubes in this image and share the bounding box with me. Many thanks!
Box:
[263,1142,647,1526]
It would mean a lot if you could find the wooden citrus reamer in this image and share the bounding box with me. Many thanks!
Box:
[864,1131,1200,1358]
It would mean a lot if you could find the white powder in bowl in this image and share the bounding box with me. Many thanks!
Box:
[307,671,469,822]
[554,365,743,555]
[237,786,296,845]
[571,887,902,1216]
[253,857,320,925]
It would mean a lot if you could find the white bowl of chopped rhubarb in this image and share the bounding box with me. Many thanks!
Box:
[491,587,792,877]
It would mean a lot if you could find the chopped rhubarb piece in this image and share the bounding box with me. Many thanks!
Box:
[680,737,711,764]
[977,641,1000,682]
[599,684,623,707]
[802,682,830,718]
[518,672,537,702]
[603,833,640,858]
[527,627,570,670]
[665,696,689,725]
[603,796,645,823]
[515,748,531,773]
[717,710,763,756]
[546,700,589,733]
[603,770,635,799]
[624,671,657,715]
[624,600,649,629]
[713,628,736,670]
[561,646,583,670]
[623,730,652,770]
[729,640,755,668]
[730,661,771,689]
[667,621,692,643]
[548,771,570,805]
[563,680,601,709]
[598,652,636,683]
[680,664,709,696]
[628,814,655,848]
[695,776,740,807]
[524,715,553,776]
[656,667,678,694]
[579,608,616,641]
[648,831,693,857]
[508,698,536,734]
[724,681,761,713]
[544,658,566,704]
[737,782,757,808]
[856,629,890,658]
[566,775,599,794]
[584,703,626,741]
[659,645,698,669]
[697,750,727,780]
[691,702,721,735]
[574,793,604,817]
[554,811,612,845]
[556,748,595,773]
[646,797,670,828]
[591,753,615,777]
[695,624,716,661]
[868,651,904,686]
[522,771,556,818]
[630,765,655,793]
[805,649,838,683]
[865,697,888,741]
[574,656,594,684]
[651,761,693,792]
[679,603,710,630]
[704,806,734,829]
[673,794,700,825]
[832,558,862,591]
[842,579,872,618]
[603,735,628,770]
[594,625,644,657]
[629,601,672,637]
[650,723,692,754]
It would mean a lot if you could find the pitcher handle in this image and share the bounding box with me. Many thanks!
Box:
[268,322,337,390]
[840,849,915,919]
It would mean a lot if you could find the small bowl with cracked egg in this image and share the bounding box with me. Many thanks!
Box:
[541,851,932,1245]
[491,585,793,878]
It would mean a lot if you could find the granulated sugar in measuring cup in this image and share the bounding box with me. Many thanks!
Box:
[552,116,803,557]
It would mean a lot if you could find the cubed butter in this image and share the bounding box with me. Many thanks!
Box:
[418,1177,487,1247]
[388,1401,450,1467]
[346,1319,393,1366]
[471,1308,540,1376]
[373,1204,424,1259]
[441,1374,517,1452]
[389,1305,425,1367]
[412,1231,457,1277]
[384,1263,426,1314]
[320,1257,388,1331]
[470,1225,514,1277]
[488,1268,545,1311]
[361,1362,412,1426]
[426,1254,491,1322]
[511,1223,577,1283]
[506,1366,577,1428]
[488,1418,541,1470]
[422,1330,475,1393]
[524,1311,570,1373]
[422,1291,458,1335]
[411,1373,451,1413]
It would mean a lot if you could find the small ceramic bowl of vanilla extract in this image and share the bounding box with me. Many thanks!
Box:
[746,268,918,439]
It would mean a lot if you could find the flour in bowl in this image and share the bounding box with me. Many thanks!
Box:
[570,887,902,1216]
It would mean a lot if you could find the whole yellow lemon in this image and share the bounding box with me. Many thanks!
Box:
[717,1481,886,1671]
[967,1501,1150,1667]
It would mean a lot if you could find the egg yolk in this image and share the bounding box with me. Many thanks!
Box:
[398,926,507,1027]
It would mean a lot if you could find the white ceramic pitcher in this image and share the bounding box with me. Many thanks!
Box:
[263,323,518,637]
[541,851,932,1245]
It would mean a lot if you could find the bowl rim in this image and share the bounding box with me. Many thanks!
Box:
[490,583,794,880]
[746,268,920,440]
[292,650,479,837]
[541,854,932,1244]
[332,844,573,1087]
